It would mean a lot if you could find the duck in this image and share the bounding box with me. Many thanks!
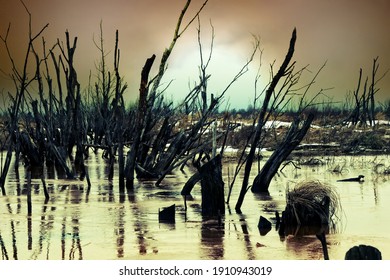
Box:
[337,175,365,182]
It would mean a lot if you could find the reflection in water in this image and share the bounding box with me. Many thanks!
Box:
[372,178,379,205]
[68,216,82,260]
[0,231,8,260]
[30,204,54,260]
[285,235,325,260]
[68,188,83,260]
[61,217,66,260]
[27,217,32,250]
[1,153,390,259]
[238,217,256,260]
[115,206,125,258]
[97,184,115,203]
[200,218,224,260]
[2,198,21,260]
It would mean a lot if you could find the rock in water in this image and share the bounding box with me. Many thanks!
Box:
[345,244,382,260]
[258,216,272,236]
[159,204,175,223]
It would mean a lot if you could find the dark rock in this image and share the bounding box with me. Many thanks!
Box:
[345,245,382,260]
[258,216,272,236]
[158,204,175,223]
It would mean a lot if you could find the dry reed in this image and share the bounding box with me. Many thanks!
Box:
[286,180,342,231]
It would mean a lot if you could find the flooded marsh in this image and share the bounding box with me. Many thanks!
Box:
[1,152,390,260]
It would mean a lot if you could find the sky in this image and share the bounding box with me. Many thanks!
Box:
[0,0,389,110]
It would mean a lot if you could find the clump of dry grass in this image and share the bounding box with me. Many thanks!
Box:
[286,180,342,231]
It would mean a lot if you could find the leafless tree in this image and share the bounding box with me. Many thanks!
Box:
[346,57,388,128]
[0,0,48,194]
[234,29,327,213]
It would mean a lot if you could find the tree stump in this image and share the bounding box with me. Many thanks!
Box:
[200,154,225,217]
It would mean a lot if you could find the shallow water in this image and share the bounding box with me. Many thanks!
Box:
[1,152,389,260]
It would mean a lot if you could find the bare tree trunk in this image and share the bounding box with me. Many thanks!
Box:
[346,57,387,128]
[235,28,297,213]
[369,57,379,127]
[351,69,362,126]
[251,113,314,193]
[113,30,127,195]
[125,54,156,189]
[0,8,48,194]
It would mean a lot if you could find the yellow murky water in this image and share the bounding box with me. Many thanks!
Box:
[1,152,389,260]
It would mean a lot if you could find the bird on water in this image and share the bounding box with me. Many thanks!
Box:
[337,175,365,182]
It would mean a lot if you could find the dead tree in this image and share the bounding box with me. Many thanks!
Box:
[349,68,363,125]
[234,29,326,212]
[346,57,388,128]
[47,31,83,179]
[124,0,213,187]
[141,15,258,187]
[0,2,49,194]
[112,30,127,194]
[251,113,315,192]
[84,24,127,186]
[235,28,297,213]
[181,154,225,217]
[125,54,156,190]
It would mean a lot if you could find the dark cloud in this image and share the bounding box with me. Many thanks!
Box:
[1,0,389,108]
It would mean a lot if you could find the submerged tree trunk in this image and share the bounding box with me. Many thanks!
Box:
[251,113,314,193]
[199,154,225,217]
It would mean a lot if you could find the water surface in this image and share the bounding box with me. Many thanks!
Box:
[1,152,389,260]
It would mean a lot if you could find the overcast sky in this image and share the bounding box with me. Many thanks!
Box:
[1,0,389,109]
